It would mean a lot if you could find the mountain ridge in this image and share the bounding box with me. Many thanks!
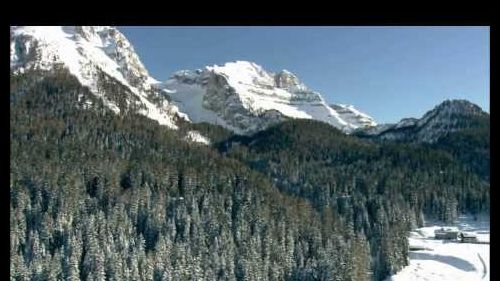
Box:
[10,27,490,281]
[11,26,377,135]
[11,26,184,128]
[11,26,486,140]
[356,99,489,143]
[164,60,377,134]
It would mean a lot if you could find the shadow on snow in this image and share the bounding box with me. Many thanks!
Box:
[409,252,477,272]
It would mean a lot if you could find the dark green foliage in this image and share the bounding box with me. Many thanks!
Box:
[10,68,489,281]
[217,119,489,278]
[11,69,365,281]
[432,117,490,181]
[177,120,235,144]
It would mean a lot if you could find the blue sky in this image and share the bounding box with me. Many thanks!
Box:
[119,26,489,123]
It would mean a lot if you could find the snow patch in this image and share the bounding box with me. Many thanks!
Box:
[183,130,210,145]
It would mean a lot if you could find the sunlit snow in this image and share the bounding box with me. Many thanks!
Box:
[387,215,489,281]
[183,131,211,145]
[165,61,377,134]
[11,26,180,128]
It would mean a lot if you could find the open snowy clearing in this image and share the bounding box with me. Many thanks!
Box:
[387,215,489,281]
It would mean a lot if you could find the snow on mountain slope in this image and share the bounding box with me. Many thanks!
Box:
[10,26,181,128]
[330,104,377,128]
[357,100,488,143]
[10,27,376,135]
[164,61,376,134]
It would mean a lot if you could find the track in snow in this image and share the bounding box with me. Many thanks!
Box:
[477,253,487,279]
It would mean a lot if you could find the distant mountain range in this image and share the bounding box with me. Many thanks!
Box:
[11,26,488,143]
[11,26,377,135]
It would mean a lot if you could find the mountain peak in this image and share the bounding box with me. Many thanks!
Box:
[11,26,152,87]
[11,27,376,135]
[166,60,376,134]
[357,99,488,143]
[207,60,264,72]
[11,26,181,128]
[274,69,308,92]
[432,99,485,115]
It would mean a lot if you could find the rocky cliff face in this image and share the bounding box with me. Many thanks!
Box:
[165,61,376,134]
[329,104,377,129]
[357,99,488,143]
[11,26,378,135]
[10,26,183,128]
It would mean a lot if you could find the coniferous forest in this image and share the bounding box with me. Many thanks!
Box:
[10,69,489,281]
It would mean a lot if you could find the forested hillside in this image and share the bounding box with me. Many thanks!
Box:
[216,119,490,279]
[431,119,490,182]
[11,69,375,281]
[10,69,489,281]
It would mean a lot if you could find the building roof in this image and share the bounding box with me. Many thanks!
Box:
[434,227,459,234]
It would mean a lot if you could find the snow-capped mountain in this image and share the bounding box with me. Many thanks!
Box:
[10,26,376,135]
[357,99,488,143]
[329,104,377,128]
[164,61,376,134]
[10,26,183,129]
